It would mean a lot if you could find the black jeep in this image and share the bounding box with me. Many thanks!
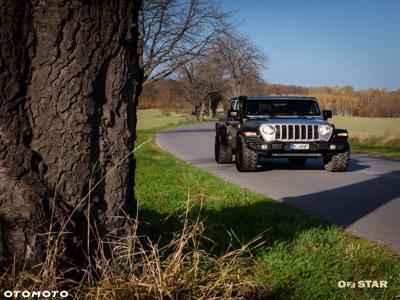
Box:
[215,96,350,172]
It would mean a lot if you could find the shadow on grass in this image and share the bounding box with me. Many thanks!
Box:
[139,170,400,254]
[139,198,329,255]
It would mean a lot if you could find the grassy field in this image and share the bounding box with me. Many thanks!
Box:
[332,116,400,159]
[135,124,400,299]
[332,117,400,142]
[137,108,189,129]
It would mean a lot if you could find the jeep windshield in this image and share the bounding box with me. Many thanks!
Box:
[245,99,320,117]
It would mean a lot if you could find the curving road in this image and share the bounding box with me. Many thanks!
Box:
[156,123,400,252]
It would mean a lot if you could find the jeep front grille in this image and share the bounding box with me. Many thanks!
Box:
[275,124,319,141]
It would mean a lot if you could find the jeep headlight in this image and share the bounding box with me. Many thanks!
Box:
[318,125,333,141]
[261,125,275,135]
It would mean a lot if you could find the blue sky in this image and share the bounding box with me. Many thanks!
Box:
[221,0,400,90]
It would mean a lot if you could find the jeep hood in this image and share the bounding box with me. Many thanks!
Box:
[243,117,332,130]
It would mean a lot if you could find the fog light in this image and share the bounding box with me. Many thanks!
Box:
[261,144,269,150]
[330,144,336,150]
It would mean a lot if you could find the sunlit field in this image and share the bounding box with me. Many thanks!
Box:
[332,116,400,143]
[137,109,189,130]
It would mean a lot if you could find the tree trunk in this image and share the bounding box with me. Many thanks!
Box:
[197,101,205,121]
[209,93,222,119]
[0,0,142,265]
[208,97,212,119]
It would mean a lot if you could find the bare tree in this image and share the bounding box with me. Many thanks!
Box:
[214,32,267,96]
[140,0,230,85]
[0,0,142,265]
[179,61,206,120]
[179,53,228,120]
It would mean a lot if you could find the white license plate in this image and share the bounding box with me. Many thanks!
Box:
[290,143,309,150]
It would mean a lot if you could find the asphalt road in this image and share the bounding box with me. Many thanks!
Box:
[156,122,400,253]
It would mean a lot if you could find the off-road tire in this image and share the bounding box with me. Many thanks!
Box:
[323,149,350,172]
[215,135,233,163]
[235,135,258,172]
[288,157,307,165]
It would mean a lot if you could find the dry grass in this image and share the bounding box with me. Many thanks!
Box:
[1,196,265,299]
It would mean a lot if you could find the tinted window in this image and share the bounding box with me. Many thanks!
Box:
[245,100,320,116]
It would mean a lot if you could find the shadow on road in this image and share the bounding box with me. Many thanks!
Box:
[283,170,400,229]
[176,156,370,174]
[259,157,369,172]
[181,157,370,173]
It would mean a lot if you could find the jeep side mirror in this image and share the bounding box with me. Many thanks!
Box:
[323,110,332,120]
[229,110,238,118]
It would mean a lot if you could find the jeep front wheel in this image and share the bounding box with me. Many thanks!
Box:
[215,135,233,163]
[323,149,350,172]
[235,135,258,172]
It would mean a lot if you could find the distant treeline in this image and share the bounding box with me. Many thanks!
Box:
[266,84,400,117]
[140,79,185,111]
[140,81,400,118]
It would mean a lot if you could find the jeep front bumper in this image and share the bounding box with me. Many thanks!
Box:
[244,135,349,157]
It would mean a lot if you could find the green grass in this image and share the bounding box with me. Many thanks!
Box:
[137,108,189,129]
[135,126,400,300]
[349,139,400,160]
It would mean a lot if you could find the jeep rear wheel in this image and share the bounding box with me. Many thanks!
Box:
[323,149,350,172]
[215,135,233,163]
[235,135,258,172]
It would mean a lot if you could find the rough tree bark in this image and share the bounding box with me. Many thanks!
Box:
[0,0,142,265]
